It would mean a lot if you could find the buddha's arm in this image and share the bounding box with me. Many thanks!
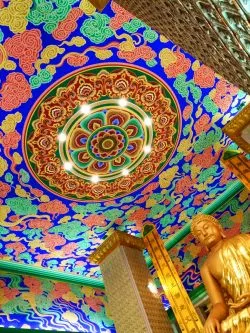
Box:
[201,264,229,333]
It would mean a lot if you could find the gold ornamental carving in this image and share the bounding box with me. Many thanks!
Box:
[89,230,144,264]
[143,224,204,333]
[222,150,250,191]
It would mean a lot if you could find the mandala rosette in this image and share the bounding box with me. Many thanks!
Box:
[24,64,180,200]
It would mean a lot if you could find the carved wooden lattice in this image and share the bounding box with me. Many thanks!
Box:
[114,0,250,94]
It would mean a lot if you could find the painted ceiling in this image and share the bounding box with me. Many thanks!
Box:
[0,0,249,294]
[0,272,115,331]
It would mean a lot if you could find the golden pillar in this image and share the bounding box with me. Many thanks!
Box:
[222,150,250,191]
[90,231,173,333]
[143,224,204,333]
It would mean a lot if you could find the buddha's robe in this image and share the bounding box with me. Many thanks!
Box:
[220,234,250,333]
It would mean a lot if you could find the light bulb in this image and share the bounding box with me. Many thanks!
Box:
[91,175,99,183]
[144,117,152,126]
[148,281,158,294]
[122,169,129,176]
[64,162,72,171]
[118,98,128,107]
[80,104,91,114]
[144,145,151,154]
[58,132,67,142]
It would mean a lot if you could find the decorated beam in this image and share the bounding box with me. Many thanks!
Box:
[143,224,204,333]
[0,260,104,289]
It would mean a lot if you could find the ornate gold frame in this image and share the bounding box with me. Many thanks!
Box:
[89,231,145,264]
[223,103,250,153]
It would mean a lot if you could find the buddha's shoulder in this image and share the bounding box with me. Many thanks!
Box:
[222,233,250,249]
[228,233,250,241]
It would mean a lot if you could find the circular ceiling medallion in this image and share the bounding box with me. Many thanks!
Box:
[24,64,180,201]
[60,99,153,181]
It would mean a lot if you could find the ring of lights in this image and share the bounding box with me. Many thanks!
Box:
[24,64,180,201]
[59,99,153,182]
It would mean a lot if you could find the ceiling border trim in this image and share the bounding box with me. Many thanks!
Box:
[0,262,104,289]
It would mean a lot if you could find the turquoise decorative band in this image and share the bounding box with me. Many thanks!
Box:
[0,261,104,289]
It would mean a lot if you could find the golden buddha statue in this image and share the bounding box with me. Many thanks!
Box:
[191,214,250,333]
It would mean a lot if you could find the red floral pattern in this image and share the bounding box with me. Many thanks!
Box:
[67,54,89,67]
[30,188,43,197]
[194,65,215,88]
[164,49,191,78]
[114,217,123,225]
[194,114,211,135]
[42,234,66,251]
[141,182,159,195]
[0,181,11,198]
[128,208,149,222]
[24,276,42,294]
[219,168,233,186]
[183,105,192,121]
[91,128,125,159]
[1,131,21,149]
[28,218,52,229]
[170,204,183,215]
[82,214,106,228]
[192,147,221,169]
[0,73,32,111]
[38,200,69,217]
[4,29,42,75]
[135,194,150,204]
[175,175,195,196]
[110,2,134,29]
[61,243,78,255]
[118,45,156,63]
[212,80,238,113]
[52,8,83,41]
[3,286,19,300]
[128,208,150,231]
[6,242,27,257]
[193,192,206,206]
[84,296,103,312]
[51,282,70,299]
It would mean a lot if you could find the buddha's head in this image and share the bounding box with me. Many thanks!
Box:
[191,214,226,250]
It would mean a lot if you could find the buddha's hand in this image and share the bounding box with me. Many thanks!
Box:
[204,316,221,333]
[229,293,250,311]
